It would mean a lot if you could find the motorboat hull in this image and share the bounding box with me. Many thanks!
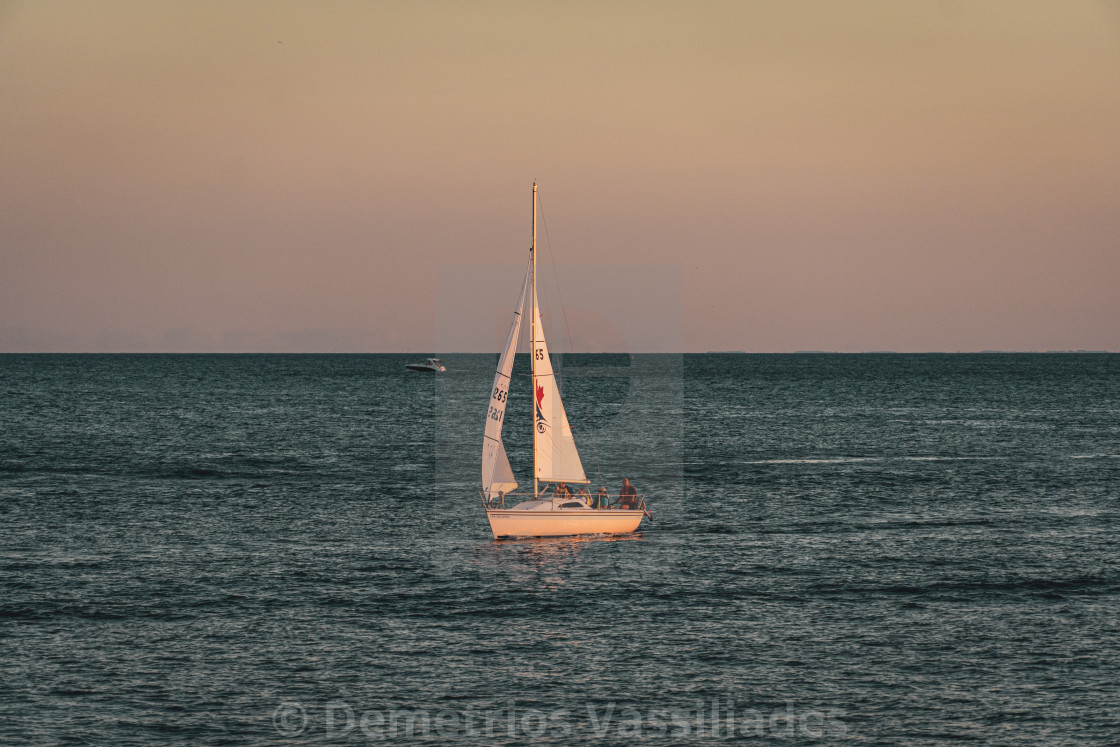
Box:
[407,358,446,373]
[485,507,644,539]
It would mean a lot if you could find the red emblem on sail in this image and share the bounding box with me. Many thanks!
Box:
[535,382,548,433]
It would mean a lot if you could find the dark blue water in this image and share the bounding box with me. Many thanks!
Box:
[2,353,1117,744]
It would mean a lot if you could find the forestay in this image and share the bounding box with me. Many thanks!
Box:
[481,259,531,500]
[531,303,589,484]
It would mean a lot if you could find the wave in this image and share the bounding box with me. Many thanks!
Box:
[0,457,322,480]
[736,456,1010,465]
[818,574,1119,598]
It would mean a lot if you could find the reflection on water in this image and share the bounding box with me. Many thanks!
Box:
[470,533,646,588]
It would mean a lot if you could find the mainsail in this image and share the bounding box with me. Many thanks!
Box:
[481,259,531,500]
[531,303,589,484]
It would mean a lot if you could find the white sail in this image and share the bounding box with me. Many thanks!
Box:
[481,259,531,499]
[531,303,589,484]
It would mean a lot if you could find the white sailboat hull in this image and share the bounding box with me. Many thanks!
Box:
[485,508,644,539]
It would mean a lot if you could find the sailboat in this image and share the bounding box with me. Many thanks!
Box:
[480,183,649,539]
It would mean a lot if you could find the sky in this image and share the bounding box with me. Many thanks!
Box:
[2,1,1118,353]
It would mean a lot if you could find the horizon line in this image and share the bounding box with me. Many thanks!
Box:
[1,350,1116,356]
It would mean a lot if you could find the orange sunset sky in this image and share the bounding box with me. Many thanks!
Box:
[2,1,1118,353]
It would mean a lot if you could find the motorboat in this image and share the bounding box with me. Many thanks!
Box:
[405,357,446,373]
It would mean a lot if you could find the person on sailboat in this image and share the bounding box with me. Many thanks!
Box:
[619,478,638,510]
[556,482,571,500]
[594,486,608,509]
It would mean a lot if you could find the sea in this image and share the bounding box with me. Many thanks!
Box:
[1,353,1117,745]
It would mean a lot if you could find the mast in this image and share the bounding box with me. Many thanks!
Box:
[531,182,538,500]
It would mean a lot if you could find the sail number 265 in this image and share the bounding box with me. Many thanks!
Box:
[488,385,506,423]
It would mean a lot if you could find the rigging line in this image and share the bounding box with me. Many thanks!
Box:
[535,191,579,367]
[536,189,605,479]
